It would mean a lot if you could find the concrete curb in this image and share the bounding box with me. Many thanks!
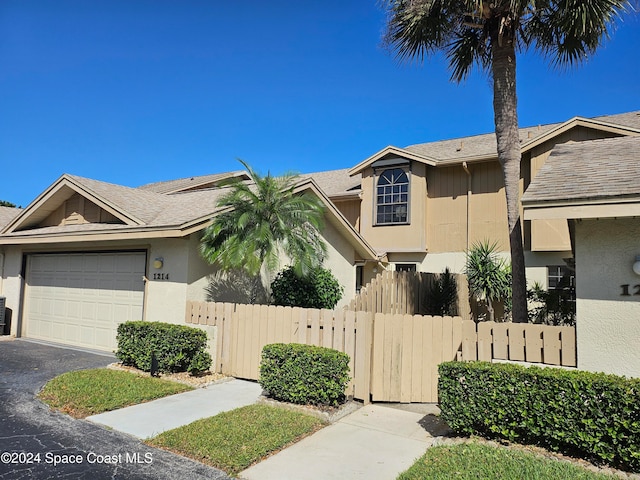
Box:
[256,396,362,423]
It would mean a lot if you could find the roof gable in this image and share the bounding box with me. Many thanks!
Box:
[349,146,438,176]
[2,174,164,234]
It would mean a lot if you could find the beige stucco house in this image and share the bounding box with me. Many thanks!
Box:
[1,109,639,354]
[0,173,380,352]
[523,136,640,378]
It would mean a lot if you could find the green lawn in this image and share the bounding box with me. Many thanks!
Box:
[147,404,325,476]
[39,368,192,418]
[398,441,617,480]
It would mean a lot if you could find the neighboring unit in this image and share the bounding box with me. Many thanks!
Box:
[523,135,640,378]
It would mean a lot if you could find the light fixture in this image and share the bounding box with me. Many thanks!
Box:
[153,257,164,269]
[633,256,640,276]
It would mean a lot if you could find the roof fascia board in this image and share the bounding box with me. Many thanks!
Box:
[435,154,498,166]
[524,200,640,220]
[0,227,190,245]
[328,192,361,202]
[522,194,640,209]
[349,146,438,176]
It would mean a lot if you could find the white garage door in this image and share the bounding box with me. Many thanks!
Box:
[24,252,146,352]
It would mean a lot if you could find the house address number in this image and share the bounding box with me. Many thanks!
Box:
[153,273,170,280]
[620,284,640,296]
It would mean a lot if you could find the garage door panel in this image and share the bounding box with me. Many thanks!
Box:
[54,299,66,316]
[25,252,146,352]
[98,255,116,273]
[83,255,99,272]
[80,325,95,346]
[67,301,81,319]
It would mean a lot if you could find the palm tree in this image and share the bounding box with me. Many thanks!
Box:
[383,0,630,322]
[200,160,327,303]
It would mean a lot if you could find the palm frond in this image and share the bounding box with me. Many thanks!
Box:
[447,27,491,81]
[522,0,631,68]
[383,0,462,63]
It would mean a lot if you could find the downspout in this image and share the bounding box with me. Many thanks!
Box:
[462,162,472,252]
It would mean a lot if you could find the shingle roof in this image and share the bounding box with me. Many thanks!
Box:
[404,111,640,163]
[0,206,22,228]
[302,169,361,197]
[138,171,247,194]
[522,136,640,204]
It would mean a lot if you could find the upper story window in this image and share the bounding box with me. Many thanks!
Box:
[376,168,409,225]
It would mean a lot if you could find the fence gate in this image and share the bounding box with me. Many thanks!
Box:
[370,313,464,403]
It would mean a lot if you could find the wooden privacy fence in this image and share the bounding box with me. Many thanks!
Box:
[461,321,577,367]
[186,301,577,403]
[346,270,472,321]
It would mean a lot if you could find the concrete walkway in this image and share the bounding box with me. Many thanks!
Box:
[239,404,443,480]
[87,378,447,479]
[87,379,262,439]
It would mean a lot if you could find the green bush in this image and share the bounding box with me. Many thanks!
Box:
[424,267,459,316]
[115,321,212,374]
[438,361,640,472]
[528,281,576,326]
[259,343,350,406]
[187,350,213,375]
[270,266,343,309]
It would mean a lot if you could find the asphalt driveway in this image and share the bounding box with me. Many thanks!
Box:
[0,339,230,480]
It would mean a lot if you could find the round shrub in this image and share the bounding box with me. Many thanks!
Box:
[259,343,350,406]
[115,321,210,374]
[271,266,343,309]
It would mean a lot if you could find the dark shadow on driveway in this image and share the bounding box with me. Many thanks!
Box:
[0,339,230,479]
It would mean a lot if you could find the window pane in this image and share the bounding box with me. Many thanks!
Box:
[376,168,409,224]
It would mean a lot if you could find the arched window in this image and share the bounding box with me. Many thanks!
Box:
[376,168,409,224]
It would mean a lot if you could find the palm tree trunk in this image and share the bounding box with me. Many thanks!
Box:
[491,40,528,323]
[249,275,261,304]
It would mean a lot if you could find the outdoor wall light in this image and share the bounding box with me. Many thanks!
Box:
[633,256,640,276]
[153,257,164,269]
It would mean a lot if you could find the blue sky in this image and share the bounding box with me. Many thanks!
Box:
[2,1,639,208]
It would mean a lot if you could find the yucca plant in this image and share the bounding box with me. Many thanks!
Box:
[465,241,511,322]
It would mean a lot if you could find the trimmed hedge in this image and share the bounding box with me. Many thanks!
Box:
[270,266,344,310]
[115,321,212,374]
[438,361,640,472]
[259,343,350,406]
